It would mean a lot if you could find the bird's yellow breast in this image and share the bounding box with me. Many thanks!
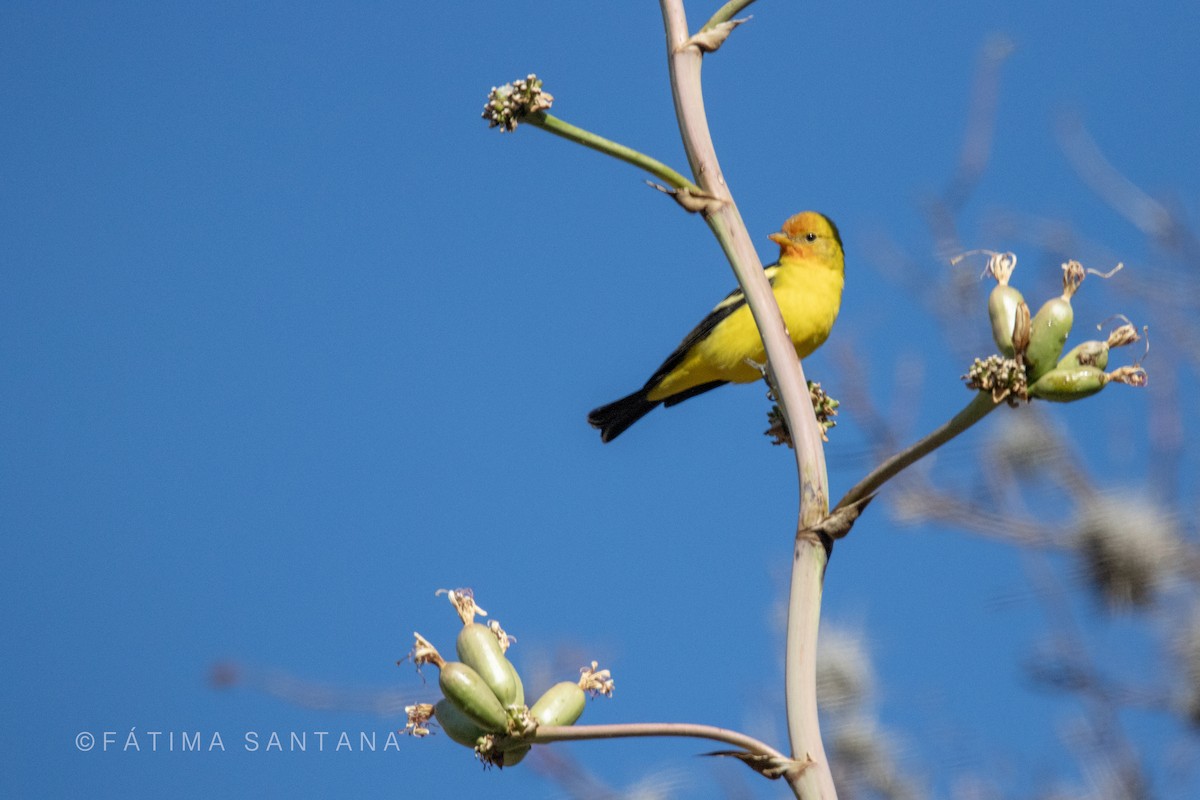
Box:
[773,256,845,359]
[648,257,844,400]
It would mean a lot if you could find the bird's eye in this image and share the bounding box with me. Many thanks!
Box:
[805,232,818,242]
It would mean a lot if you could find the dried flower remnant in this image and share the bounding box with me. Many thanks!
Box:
[404,703,435,737]
[487,620,514,653]
[482,75,554,132]
[437,587,487,624]
[766,382,839,447]
[580,661,615,698]
[963,355,1027,404]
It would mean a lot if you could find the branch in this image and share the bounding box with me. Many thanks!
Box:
[834,391,1001,513]
[660,2,833,798]
[529,112,698,192]
[527,722,807,780]
[530,722,787,760]
[482,75,698,192]
[657,2,827,524]
[702,0,758,31]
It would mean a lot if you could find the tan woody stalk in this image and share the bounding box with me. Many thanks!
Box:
[659,2,834,798]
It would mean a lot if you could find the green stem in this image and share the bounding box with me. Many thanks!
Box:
[529,722,788,761]
[834,391,1001,513]
[528,112,698,192]
[702,0,758,31]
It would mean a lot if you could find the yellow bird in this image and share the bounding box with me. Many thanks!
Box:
[588,211,845,442]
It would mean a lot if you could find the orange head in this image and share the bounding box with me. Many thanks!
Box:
[768,211,843,266]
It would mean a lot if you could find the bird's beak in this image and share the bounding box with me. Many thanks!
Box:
[768,231,791,247]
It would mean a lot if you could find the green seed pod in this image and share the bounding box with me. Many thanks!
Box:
[1058,339,1108,371]
[433,698,488,749]
[988,284,1026,357]
[456,622,524,708]
[507,661,525,708]
[1025,261,1086,382]
[1025,296,1073,382]
[529,681,587,727]
[438,661,508,733]
[1028,365,1107,402]
[501,744,531,767]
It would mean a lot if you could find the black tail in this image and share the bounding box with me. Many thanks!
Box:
[587,390,660,443]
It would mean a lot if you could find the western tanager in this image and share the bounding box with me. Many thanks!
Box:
[588,211,845,442]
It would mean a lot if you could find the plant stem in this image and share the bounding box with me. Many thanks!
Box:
[531,722,788,761]
[702,0,759,31]
[659,2,833,797]
[785,533,833,797]
[656,7,827,509]
[528,112,698,192]
[834,391,1001,513]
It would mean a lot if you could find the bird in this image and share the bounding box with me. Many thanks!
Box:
[587,211,844,442]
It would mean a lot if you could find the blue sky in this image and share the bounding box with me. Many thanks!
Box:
[3,2,1198,798]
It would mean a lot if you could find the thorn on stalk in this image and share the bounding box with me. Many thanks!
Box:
[810,499,871,541]
[704,750,812,780]
[645,180,726,215]
[685,17,752,53]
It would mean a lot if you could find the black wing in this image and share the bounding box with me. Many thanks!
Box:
[640,264,779,393]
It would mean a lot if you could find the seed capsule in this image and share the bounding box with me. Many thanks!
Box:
[1024,261,1085,382]
[989,284,1026,357]
[1058,340,1109,370]
[456,622,524,708]
[433,698,488,749]
[1025,297,1073,381]
[529,681,587,727]
[976,251,1025,357]
[1057,321,1142,372]
[506,661,525,708]
[438,661,509,733]
[1028,365,1107,402]
[501,744,531,767]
